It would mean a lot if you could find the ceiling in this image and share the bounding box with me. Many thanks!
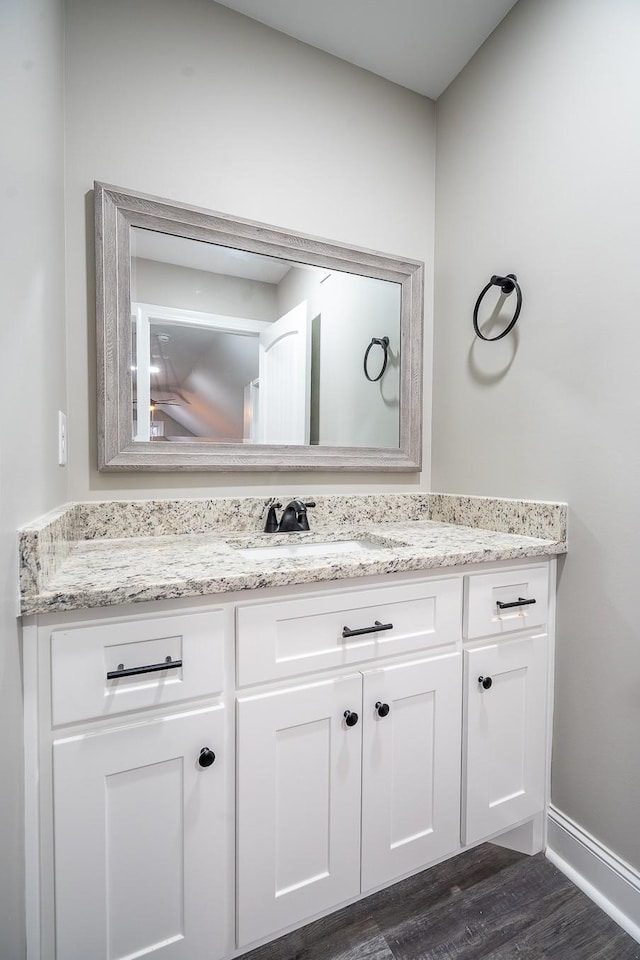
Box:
[213,0,519,99]
[131,228,292,283]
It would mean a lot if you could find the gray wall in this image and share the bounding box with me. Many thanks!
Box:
[317,274,401,448]
[277,266,323,322]
[0,0,67,956]
[64,0,436,499]
[132,258,279,321]
[276,267,401,448]
[434,0,640,869]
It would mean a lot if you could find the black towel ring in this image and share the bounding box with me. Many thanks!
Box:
[364,336,389,382]
[473,274,522,341]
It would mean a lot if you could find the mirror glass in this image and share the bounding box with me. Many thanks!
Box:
[130,228,401,448]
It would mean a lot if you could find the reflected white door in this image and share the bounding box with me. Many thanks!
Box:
[243,377,260,441]
[53,705,227,960]
[258,302,311,444]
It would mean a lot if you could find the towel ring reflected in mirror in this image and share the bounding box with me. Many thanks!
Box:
[363,336,390,382]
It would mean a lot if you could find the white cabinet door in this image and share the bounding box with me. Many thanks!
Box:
[53,704,227,960]
[237,675,362,947]
[361,653,462,891]
[464,633,548,845]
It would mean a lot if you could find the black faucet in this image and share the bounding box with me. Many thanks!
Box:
[264,499,316,533]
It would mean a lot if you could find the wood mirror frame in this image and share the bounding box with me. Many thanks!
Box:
[95,182,424,471]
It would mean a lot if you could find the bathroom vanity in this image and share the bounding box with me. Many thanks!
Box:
[19,494,566,960]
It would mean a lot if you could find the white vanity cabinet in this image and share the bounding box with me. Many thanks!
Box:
[26,609,232,960]
[462,564,551,847]
[235,575,464,945]
[23,558,555,960]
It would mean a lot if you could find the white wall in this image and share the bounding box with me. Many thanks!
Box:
[318,274,401,447]
[276,268,401,448]
[64,0,436,499]
[0,0,67,955]
[277,265,323,322]
[132,258,279,320]
[434,0,640,870]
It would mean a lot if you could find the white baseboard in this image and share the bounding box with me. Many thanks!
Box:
[546,804,640,944]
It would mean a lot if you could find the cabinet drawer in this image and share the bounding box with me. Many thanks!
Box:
[463,565,549,640]
[51,611,226,725]
[236,578,461,685]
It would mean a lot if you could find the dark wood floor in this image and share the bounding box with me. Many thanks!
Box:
[243,844,640,960]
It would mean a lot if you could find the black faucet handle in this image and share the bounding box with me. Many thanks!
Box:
[295,500,315,531]
[264,502,282,533]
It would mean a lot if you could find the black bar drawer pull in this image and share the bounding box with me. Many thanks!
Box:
[342,620,393,639]
[107,656,182,680]
[496,597,536,610]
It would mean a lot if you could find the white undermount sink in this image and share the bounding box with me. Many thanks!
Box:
[237,539,385,560]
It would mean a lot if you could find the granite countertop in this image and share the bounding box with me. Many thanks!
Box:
[18,494,567,616]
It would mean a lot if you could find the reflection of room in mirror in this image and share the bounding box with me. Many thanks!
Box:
[130,227,401,448]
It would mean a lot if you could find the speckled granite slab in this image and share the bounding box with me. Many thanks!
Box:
[18,504,79,600]
[65,494,434,540]
[18,494,431,598]
[18,493,567,615]
[429,494,567,541]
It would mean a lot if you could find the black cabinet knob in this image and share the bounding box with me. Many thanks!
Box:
[478,676,493,690]
[343,710,359,727]
[375,701,390,718]
[198,747,216,767]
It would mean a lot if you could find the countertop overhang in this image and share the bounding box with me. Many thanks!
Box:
[18,494,567,616]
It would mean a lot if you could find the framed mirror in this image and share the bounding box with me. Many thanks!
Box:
[95,182,424,471]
